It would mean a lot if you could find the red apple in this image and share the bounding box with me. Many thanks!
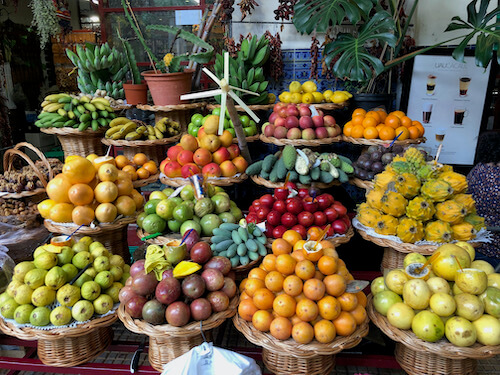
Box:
[285,116,299,129]
[324,206,339,222]
[274,188,288,201]
[316,194,333,211]
[272,225,287,238]
[299,116,314,129]
[286,198,303,215]
[302,128,316,140]
[252,199,262,209]
[227,144,240,159]
[312,116,324,128]
[274,126,288,139]
[277,107,288,118]
[266,210,282,226]
[291,224,307,239]
[281,212,297,228]
[181,163,201,178]
[313,211,327,226]
[315,127,329,139]
[323,115,336,126]
[332,202,347,216]
[274,117,286,128]
[269,112,278,124]
[272,200,287,214]
[248,205,256,213]
[287,128,302,139]
[273,102,285,113]
[256,206,271,221]
[264,124,275,137]
[298,211,314,227]
[298,106,312,117]
[326,127,338,138]
[286,104,299,117]
[212,147,230,165]
[246,213,259,224]
[332,219,348,235]
[259,194,275,208]
[201,163,222,177]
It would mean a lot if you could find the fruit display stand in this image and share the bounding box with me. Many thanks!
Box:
[233,313,369,375]
[348,177,375,191]
[40,127,106,158]
[250,175,341,189]
[367,295,500,375]
[0,313,117,367]
[117,296,238,372]
[342,135,426,146]
[259,134,343,147]
[160,173,248,187]
[136,227,210,245]
[137,103,206,131]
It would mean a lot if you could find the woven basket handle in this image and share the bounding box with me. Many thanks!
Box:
[3,148,49,188]
[12,142,54,180]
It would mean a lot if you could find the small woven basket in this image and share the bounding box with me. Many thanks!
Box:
[250,175,341,189]
[133,173,160,188]
[381,247,406,272]
[41,127,106,158]
[0,313,116,367]
[342,135,426,146]
[262,349,336,375]
[259,134,342,147]
[161,173,248,187]
[349,177,374,191]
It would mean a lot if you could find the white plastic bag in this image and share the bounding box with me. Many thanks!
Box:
[161,342,261,375]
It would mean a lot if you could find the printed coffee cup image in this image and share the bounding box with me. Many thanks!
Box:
[427,75,436,96]
[454,108,468,125]
[459,77,471,97]
[423,103,433,124]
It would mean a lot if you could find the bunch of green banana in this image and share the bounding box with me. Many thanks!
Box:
[214,35,270,105]
[104,117,181,141]
[35,93,117,131]
[66,43,127,99]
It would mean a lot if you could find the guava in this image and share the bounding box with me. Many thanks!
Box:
[56,284,81,307]
[13,261,35,283]
[109,266,123,282]
[61,264,78,281]
[93,294,114,315]
[74,273,92,288]
[6,280,22,298]
[411,310,444,342]
[0,298,19,319]
[72,251,94,269]
[29,306,51,326]
[94,256,110,273]
[109,255,125,268]
[72,241,89,253]
[81,281,101,301]
[104,282,123,303]
[14,304,35,324]
[13,284,33,305]
[72,300,94,322]
[95,271,114,289]
[34,252,58,270]
[90,246,109,259]
[31,286,56,307]
[56,247,74,265]
[445,316,477,347]
[24,269,48,290]
[50,306,72,326]
[45,266,67,290]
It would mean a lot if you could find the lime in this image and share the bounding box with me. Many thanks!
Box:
[244,127,254,137]
[141,214,166,234]
[162,188,175,197]
[223,118,231,129]
[202,115,210,125]
[156,199,178,220]
[169,197,183,206]
[144,199,161,215]
[173,204,194,223]
[212,108,221,117]
[188,125,199,137]
[289,81,302,93]
[180,185,195,201]
[191,113,204,126]
[240,115,250,127]
[137,212,148,228]
[167,219,182,233]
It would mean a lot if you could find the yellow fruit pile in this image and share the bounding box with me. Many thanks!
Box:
[87,153,158,181]
[238,233,366,344]
[278,81,352,104]
[38,155,145,225]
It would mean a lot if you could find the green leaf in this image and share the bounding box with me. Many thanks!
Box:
[324,11,397,82]
[293,0,376,34]
[475,33,495,67]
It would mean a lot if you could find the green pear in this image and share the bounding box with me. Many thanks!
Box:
[72,300,94,322]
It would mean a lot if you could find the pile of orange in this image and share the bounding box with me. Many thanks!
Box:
[88,153,158,182]
[238,231,367,344]
[37,154,145,225]
[343,108,425,141]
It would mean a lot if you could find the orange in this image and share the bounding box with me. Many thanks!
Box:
[253,288,275,310]
[262,254,277,271]
[375,108,387,122]
[291,250,306,262]
[49,203,74,223]
[318,295,341,320]
[114,155,130,169]
[416,124,425,137]
[333,311,357,336]
[336,265,350,279]
[239,278,248,293]
[238,299,258,321]
[68,184,94,206]
[351,124,365,138]
[273,293,296,318]
[292,322,314,344]
[365,111,381,123]
[272,238,292,256]
[384,115,401,129]
[130,189,145,209]
[282,230,302,246]
[390,110,406,119]
[133,153,148,166]
[94,202,117,223]
[62,157,95,184]
[71,205,95,226]
[408,126,421,139]
[248,268,268,281]
[244,278,265,297]
[352,108,366,117]
[122,165,138,181]
[293,240,306,252]
[252,310,273,332]
[317,256,338,275]
[376,124,385,133]
[283,275,303,297]
[337,293,358,312]
[46,175,72,203]
[363,126,379,139]
[290,314,303,326]
[351,115,365,127]
[240,291,251,301]
[350,304,367,325]
[136,167,150,180]
[265,271,284,292]
[323,247,339,259]
[314,319,337,343]
[302,246,323,262]
[295,298,318,322]
[362,116,378,128]
[37,199,56,219]
[270,317,292,340]
[143,161,158,175]
[114,195,136,216]
[379,126,396,141]
[303,279,326,301]
[314,270,325,281]
[97,163,119,182]
[295,260,316,280]
[323,274,347,297]
[394,126,409,140]
[343,123,353,137]
[294,292,307,303]
[400,116,412,128]
[356,291,367,308]
[115,178,134,196]
[319,239,334,250]
[94,181,119,203]
[275,254,297,275]
[337,259,346,268]
[307,227,323,241]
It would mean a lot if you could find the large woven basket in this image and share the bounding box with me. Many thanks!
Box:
[118,296,237,371]
[0,313,116,367]
[250,175,341,189]
[102,136,181,165]
[132,173,160,188]
[161,173,248,187]
[233,313,369,375]
[41,127,106,158]
[44,217,135,263]
[342,135,426,146]
[259,134,342,147]
[349,177,374,191]
[381,247,406,273]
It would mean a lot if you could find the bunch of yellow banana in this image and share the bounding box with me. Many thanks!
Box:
[104,117,181,141]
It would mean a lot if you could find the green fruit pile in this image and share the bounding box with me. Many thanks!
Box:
[188,108,258,138]
[137,185,243,238]
[210,222,268,267]
[0,237,128,327]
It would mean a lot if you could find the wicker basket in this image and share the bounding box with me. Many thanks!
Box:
[102,136,181,165]
[118,296,237,371]
[381,247,406,272]
[259,134,342,147]
[133,173,160,188]
[233,313,369,375]
[233,134,260,143]
[250,175,341,189]
[349,177,375,191]
[161,173,248,187]
[41,127,106,158]
[0,313,116,367]
[206,103,275,111]
[136,227,211,245]
[1,142,54,199]
[44,217,135,263]
[342,135,426,146]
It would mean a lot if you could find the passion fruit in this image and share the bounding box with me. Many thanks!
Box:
[403,253,427,268]
[405,263,430,280]
[455,268,487,295]
[411,310,445,342]
[445,316,477,347]
[385,269,409,295]
[403,279,431,310]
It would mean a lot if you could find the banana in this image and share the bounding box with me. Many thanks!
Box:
[71,98,80,106]
[111,131,124,140]
[57,96,72,103]
[80,113,91,123]
[99,110,109,118]
[64,119,76,127]
[241,39,249,59]
[154,128,164,139]
[148,135,157,140]
[91,120,99,131]
[155,120,167,133]
[90,97,110,106]
[91,111,99,120]
[76,105,86,113]
[104,106,114,112]
[146,125,155,136]
[73,108,82,118]
[57,108,67,117]
[79,96,91,103]
[136,125,147,135]
[97,118,108,127]
[67,111,76,120]
[78,122,90,131]
[125,131,141,141]
[252,47,270,67]
[247,35,258,61]
[119,122,137,136]
[109,117,130,127]
[44,103,64,113]
[45,93,69,102]
[41,100,51,107]
[84,103,97,112]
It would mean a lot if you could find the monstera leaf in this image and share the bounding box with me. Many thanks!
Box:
[324,12,397,82]
[293,0,376,34]
[445,0,500,67]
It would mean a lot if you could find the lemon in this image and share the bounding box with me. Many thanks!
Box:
[290,93,303,104]
[279,92,291,103]
[331,92,349,104]
[312,92,324,103]
[323,90,334,102]
[289,81,302,93]
[37,199,56,219]
[267,93,276,104]
[302,93,314,104]
[302,81,317,93]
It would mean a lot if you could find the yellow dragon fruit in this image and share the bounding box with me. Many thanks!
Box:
[366,187,385,210]
[424,220,453,242]
[464,213,485,232]
[404,147,426,169]
[397,217,424,243]
[421,179,454,202]
[374,215,398,236]
[374,170,396,190]
[451,222,476,241]
[406,196,435,221]
[357,203,382,228]
[395,173,421,199]
[439,171,467,194]
[380,190,408,218]
[453,194,476,214]
[435,200,467,224]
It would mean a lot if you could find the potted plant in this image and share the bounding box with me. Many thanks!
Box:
[121,0,214,106]
[293,0,499,109]
[119,33,148,105]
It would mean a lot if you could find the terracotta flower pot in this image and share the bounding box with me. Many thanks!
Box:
[123,83,148,105]
[141,70,194,106]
